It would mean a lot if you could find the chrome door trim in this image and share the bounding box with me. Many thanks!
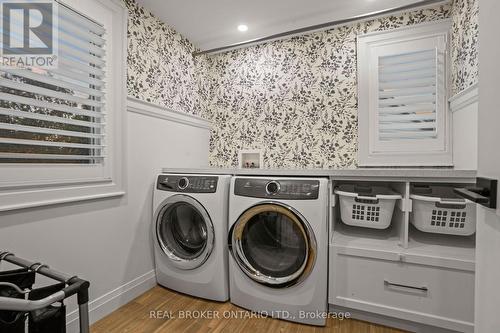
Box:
[229,201,317,288]
[154,194,215,270]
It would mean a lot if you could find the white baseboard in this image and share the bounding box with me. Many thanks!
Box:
[66,270,156,332]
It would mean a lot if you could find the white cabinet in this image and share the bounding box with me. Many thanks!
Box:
[357,20,452,167]
[330,250,474,333]
[329,180,476,333]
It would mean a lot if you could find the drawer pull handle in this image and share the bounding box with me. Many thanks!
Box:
[384,280,428,292]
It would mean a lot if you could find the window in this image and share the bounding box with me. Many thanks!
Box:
[0,0,127,211]
[0,4,106,164]
[357,20,452,167]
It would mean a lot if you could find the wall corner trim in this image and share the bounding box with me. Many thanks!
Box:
[127,96,211,130]
[449,83,479,112]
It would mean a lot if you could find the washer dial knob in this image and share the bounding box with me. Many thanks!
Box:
[178,177,189,190]
[266,181,280,195]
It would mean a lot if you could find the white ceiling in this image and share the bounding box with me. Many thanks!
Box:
[136,0,437,52]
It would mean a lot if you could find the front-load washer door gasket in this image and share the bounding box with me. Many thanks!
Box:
[229,202,317,288]
[156,194,215,270]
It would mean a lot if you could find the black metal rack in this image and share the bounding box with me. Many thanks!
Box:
[0,251,90,333]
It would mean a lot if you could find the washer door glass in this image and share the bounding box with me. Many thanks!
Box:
[230,203,316,287]
[156,195,214,270]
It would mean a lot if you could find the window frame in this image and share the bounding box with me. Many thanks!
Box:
[0,0,127,211]
[357,19,453,167]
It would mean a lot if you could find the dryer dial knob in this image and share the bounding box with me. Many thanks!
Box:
[178,177,189,190]
[266,181,280,195]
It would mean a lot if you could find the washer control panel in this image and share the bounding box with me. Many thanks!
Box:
[234,178,320,200]
[157,175,218,193]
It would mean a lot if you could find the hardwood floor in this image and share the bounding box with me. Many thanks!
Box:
[91,286,409,333]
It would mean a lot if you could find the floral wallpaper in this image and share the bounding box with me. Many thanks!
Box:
[125,0,204,116]
[125,0,478,169]
[202,5,452,169]
[451,0,479,95]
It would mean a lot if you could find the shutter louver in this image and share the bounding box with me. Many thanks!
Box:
[0,4,106,164]
[378,49,441,141]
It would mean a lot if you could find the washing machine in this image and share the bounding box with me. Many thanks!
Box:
[227,176,329,326]
[152,173,231,301]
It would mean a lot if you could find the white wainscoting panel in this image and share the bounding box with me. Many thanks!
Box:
[449,83,478,170]
[127,97,211,130]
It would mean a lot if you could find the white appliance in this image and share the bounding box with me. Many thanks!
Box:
[227,176,329,326]
[152,173,231,301]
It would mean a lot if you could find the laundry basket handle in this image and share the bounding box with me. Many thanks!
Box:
[0,291,65,311]
[356,195,378,202]
[436,200,467,209]
[0,251,90,333]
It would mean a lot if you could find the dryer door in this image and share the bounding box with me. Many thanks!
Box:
[155,194,214,270]
[229,202,317,288]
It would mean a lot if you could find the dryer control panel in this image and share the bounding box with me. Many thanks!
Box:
[234,178,320,200]
[157,175,218,193]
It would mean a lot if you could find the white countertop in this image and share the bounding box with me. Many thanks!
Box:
[161,167,477,182]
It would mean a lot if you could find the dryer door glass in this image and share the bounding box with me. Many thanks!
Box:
[156,195,214,270]
[230,203,316,287]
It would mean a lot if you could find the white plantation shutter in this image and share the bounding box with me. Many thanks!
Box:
[357,20,452,166]
[378,49,442,141]
[0,0,126,211]
[0,3,106,164]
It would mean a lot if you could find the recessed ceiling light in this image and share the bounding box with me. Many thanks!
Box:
[237,24,248,32]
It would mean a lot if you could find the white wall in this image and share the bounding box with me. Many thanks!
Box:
[475,0,500,331]
[0,98,210,331]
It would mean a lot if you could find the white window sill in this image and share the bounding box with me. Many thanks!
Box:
[0,181,125,212]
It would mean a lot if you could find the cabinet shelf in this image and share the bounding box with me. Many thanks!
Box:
[406,224,475,270]
[332,221,402,253]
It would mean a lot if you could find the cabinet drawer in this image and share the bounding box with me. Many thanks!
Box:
[330,252,474,332]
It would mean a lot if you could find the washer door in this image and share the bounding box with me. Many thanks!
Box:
[155,195,214,270]
[229,202,316,288]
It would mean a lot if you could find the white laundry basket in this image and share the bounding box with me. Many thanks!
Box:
[334,185,402,229]
[410,185,476,236]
